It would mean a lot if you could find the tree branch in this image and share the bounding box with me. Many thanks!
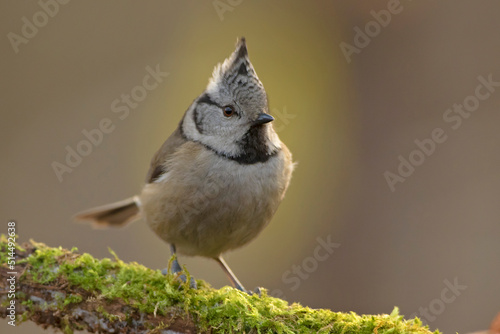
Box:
[0,236,438,333]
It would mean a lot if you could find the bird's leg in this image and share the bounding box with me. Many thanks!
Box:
[215,256,249,293]
[162,244,197,289]
[169,244,183,274]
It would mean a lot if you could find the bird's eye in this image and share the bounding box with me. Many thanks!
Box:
[223,105,235,117]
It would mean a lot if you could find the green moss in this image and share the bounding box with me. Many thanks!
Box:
[2,237,439,334]
[63,294,83,306]
[96,305,123,322]
[21,299,33,307]
[0,234,24,266]
[61,317,73,334]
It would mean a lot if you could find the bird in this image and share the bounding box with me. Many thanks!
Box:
[74,37,294,293]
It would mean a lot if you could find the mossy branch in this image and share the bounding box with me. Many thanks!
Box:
[0,237,438,334]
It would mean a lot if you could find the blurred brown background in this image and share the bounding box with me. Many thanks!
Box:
[1,1,499,333]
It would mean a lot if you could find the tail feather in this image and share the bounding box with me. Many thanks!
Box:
[74,196,140,228]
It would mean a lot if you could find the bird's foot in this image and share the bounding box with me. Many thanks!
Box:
[233,285,262,296]
[161,267,198,289]
[161,255,197,289]
[252,287,262,296]
[246,287,262,296]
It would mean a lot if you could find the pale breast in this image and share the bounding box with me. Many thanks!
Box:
[139,141,293,258]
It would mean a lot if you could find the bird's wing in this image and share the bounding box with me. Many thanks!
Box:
[145,124,187,183]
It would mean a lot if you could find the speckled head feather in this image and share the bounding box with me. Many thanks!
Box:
[206,37,266,110]
[180,37,278,160]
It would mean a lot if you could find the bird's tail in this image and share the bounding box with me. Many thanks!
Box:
[74,196,141,228]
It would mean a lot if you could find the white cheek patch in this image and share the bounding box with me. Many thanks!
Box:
[183,106,201,141]
[182,105,242,157]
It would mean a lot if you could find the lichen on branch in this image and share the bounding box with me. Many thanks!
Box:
[0,236,439,333]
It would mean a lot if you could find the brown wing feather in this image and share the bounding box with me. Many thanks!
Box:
[73,196,140,228]
[146,125,187,183]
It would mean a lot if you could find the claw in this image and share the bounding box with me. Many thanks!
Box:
[161,267,198,289]
[252,287,262,296]
[161,244,197,289]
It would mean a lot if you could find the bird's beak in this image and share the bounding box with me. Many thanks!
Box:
[253,113,274,125]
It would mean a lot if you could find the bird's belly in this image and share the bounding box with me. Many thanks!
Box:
[140,151,288,258]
